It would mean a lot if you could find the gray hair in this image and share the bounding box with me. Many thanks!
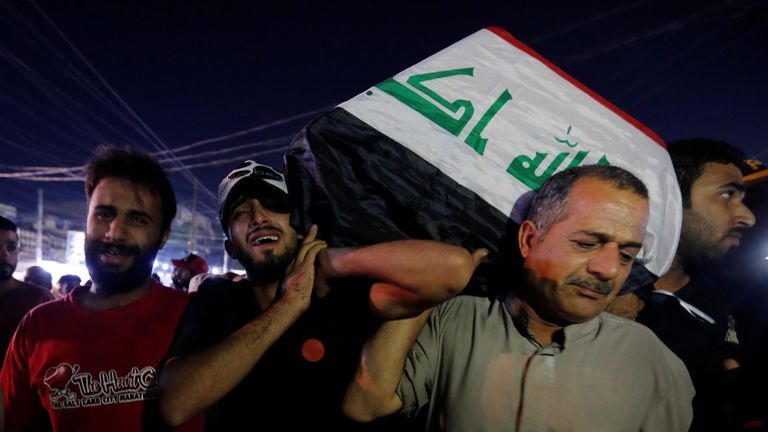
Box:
[527,165,648,238]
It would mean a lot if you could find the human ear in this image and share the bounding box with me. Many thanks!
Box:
[518,220,539,259]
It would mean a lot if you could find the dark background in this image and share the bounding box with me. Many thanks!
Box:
[1,0,767,417]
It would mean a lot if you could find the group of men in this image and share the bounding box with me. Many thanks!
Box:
[0,135,758,431]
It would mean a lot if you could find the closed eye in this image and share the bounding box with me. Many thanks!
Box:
[573,241,597,250]
[232,209,251,220]
[619,251,636,264]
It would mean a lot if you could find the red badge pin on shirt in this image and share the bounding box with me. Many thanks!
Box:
[301,338,325,363]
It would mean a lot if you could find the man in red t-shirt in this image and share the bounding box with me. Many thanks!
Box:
[1,146,201,431]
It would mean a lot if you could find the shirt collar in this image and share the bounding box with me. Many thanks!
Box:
[503,292,602,349]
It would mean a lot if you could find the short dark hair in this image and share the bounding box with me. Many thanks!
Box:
[0,215,17,232]
[24,265,53,290]
[84,145,177,232]
[527,165,648,238]
[667,138,746,208]
[58,274,81,285]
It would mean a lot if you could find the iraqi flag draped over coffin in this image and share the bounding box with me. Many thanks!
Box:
[285,26,681,293]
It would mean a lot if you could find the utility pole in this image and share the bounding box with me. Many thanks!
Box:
[36,188,43,264]
[188,182,198,254]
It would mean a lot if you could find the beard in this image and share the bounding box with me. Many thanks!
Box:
[0,263,14,281]
[240,240,298,284]
[679,209,733,264]
[85,238,160,295]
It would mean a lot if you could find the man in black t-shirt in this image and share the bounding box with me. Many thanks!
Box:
[608,139,757,431]
[157,160,486,431]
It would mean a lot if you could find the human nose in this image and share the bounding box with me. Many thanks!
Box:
[586,243,621,281]
[104,217,128,241]
[249,201,271,226]
[734,201,756,229]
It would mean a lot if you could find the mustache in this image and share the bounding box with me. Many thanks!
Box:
[724,228,745,239]
[565,275,612,295]
[93,241,141,257]
[248,224,283,237]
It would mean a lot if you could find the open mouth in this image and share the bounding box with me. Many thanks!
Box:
[93,242,138,266]
[248,228,282,247]
[99,251,130,266]
[723,230,743,247]
[252,235,279,246]
[98,243,139,256]
[101,245,131,256]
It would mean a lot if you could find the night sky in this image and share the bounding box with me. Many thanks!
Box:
[1,0,766,222]
[3,0,768,408]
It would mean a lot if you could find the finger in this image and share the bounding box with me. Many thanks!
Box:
[472,248,489,267]
[294,225,319,262]
[305,242,328,262]
[296,240,327,264]
[287,234,325,274]
[302,224,318,244]
[298,242,328,272]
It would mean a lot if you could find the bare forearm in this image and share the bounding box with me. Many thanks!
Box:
[158,298,303,425]
[343,310,431,422]
[328,240,481,301]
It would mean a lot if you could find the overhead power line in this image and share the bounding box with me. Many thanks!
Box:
[0,133,295,179]
[28,0,217,203]
[151,106,331,156]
